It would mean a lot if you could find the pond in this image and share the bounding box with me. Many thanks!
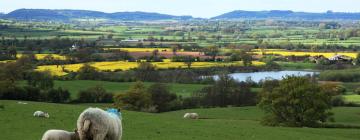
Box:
[214,71,318,83]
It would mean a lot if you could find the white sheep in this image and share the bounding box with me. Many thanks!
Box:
[41,129,79,140]
[34,111,50,118]
[77,108,122,140]
[183,113,199,119]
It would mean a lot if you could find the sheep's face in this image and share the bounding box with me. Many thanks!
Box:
[72,129,80,140]
[44,113,50,118]
[77,129,90,140]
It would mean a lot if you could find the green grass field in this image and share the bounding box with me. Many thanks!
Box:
[0,100,359,140]
[277,61,317,70]
[20,80,207,99]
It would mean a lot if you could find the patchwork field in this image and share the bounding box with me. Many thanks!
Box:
[37,60,265,76]
[253,50,358,58]
[0,100,359,140]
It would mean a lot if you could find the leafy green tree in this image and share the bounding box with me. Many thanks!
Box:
[114,81,152,111]
[205,46,219,61]
[135,62,159,82]
[147,83,177,112]
[76,63,101,80]
[264,59,281,70]
[77,85,113,103]
[239,50,252,67]
[258,76,333,127]
[46,87,70,103]
[354,52,360,65]
[27,71,54,90]
[197,73,255,107]
[184,56,194,69]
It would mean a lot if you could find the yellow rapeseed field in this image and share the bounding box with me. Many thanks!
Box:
[253,50,357,58]
[17,54,66,60]
[104,48,178,52]
[37,60,265,76]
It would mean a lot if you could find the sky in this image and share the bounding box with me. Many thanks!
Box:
[0,0,360,18]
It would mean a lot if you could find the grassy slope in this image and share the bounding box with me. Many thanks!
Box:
[0,100,359,140]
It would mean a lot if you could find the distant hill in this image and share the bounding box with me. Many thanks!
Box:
[3,9,193,21]
[212,10,360,20]
[4,9,360,21]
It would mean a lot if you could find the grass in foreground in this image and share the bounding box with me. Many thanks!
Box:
[0,100,359,140]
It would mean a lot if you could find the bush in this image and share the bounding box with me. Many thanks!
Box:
[355,88,360,95]
[76,63,102,80]
[258,76,333,127]
[77,85,113,103]
[147,83,177,112]
[23,86,42,101]
[331,96,345,107]
[45,87,71,103]
[195,73,256,107]
[114,81,152,111]
[319,69,360,82]
[26,71,54,90]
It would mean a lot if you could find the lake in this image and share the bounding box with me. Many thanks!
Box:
[214,71,318,83]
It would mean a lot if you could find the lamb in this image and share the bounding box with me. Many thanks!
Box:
[34,111,50,118]
[183,113,199,119]
[77,108,122,140]
[41,129,79,140]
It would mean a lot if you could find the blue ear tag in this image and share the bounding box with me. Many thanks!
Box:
[107,108,122,119]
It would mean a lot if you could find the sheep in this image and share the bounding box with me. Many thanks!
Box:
[183,113,199,119]
[34,111,50,118]
[41,129,79,140]
[77,108,122,140]
[17,101,28,105]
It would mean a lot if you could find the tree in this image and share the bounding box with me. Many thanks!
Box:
[205,46,219,61]
[196,73,255,107]
[135,62,159,82]
[76,63,101,80]
[264,59,281,70]
[171,46,178,56]
[77,85,113,103]
[114,81,152,111]
[26,71,54,90]
[46,87,70,103]
[354,52,360,65]
[184,56,194,69]
[239,50,252,67]
[258,76,333,127]
[147,83,177,112]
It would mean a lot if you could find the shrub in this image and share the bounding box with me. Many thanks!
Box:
[77,85,113,103]
[147,83,177,112]
[319,69,360,82]
[46,87,71,103]
[258,76,333,127]
[76,63,102,80]
[195,73,256,107]
[23,86,42,101]
[135,62,159,82]
[114,81,152,111]
[355,88,360,95]
[331,96,345,107]
[26,71,54,90]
